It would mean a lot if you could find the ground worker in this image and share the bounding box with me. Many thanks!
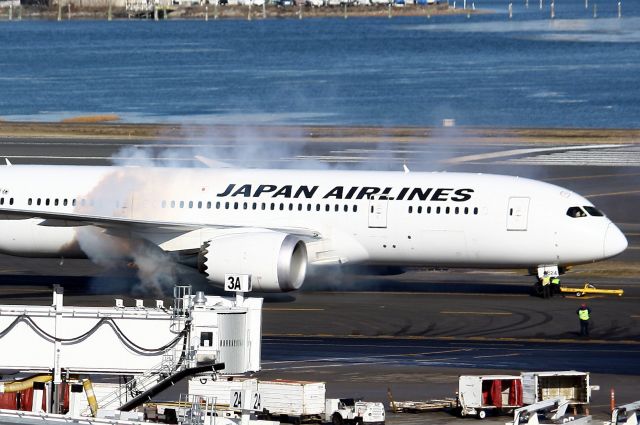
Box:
[541,274,551,299]
[551,275,561,296]
[577,303,591,337]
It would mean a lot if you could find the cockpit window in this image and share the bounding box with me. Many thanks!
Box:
[566,207,587,218]
[583,206,604,217]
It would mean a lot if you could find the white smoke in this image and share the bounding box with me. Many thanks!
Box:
[77,119,478,296]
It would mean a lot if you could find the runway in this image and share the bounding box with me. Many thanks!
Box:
[0,127,639,422]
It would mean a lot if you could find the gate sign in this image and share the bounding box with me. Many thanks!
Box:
[230,390,261,411]
[224,274,252,292]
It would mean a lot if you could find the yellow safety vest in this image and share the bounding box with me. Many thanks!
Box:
[542,277,551,286]
[551,278,560,285]
[578,309,590,321]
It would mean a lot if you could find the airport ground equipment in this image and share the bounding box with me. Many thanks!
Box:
[0,285,263,415]
[560,283,624,297]
[521,371,593,413]
[188,377,326,423]
[507,397,592,425]
[457,375,523,419]
[609,401,640,425]
[393,398,457,413]
[324,398,385,425]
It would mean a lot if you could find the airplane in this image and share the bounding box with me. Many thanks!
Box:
[0,163,628,292]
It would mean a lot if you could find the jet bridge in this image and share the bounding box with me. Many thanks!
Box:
[0,285,262,376]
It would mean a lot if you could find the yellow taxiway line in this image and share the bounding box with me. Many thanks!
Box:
[440,311,512,316]
[264,308,325,312]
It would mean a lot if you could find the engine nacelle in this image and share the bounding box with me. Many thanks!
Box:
[198,232,308,292]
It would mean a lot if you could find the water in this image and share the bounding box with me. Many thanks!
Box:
[0,0,639,127]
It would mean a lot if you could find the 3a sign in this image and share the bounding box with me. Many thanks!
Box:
[224,274,252,292]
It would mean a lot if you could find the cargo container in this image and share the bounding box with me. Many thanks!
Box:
[189,377,325,423]
[457,375,523,419]
[521,371,591,409]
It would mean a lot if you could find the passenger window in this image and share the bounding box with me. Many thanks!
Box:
[72,199,76,207]
[289,203,293,211]
[28,198,33,206]
[261,203,266,210]
[353,205,357,212]
[418,206,422,214]
[180,201,185,208]
[436,206,441,214]
[188,201,193,208]
[408,206,413,214]
[161,200,167,208]
[334,204,339,212]
[207,201,211,209]
[63,199,68,207]
[252,202,257,210]
[234,202,239,209]
[343,205,348,212]
[46,199,50,206]
[299,204,303,211]
[37,199,41,206]
[583,206,604,217]
[307,204,312,212]
[0,198,3,205]
[9,198,13,205]
[567,207,586,218]
[464,207,468,214]
[446,206,450,214]
[198,201,202,209]
[316,204,320,212]
[216,201,221,209]
[326,204,330,212]
[270,203,275,210]
[279,203,284,211]
[54,199,59,206]
[473,207,479,215]
[225,202,230,209]
[455,207,459,214]
[427,206,431,214]
[171,201,176,208]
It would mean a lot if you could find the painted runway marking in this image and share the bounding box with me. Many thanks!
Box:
[473,353,521,359]
[501,145,640,167]
[440,311,512,316]
[444,144,624,164]
[263,335,640,347]
[261,348,473,366]
[264,308,325,312]
[586,190,640,198]
[546,172,640,182]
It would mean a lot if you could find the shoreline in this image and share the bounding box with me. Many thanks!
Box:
[0,3,484,20]
[2,120,640,144]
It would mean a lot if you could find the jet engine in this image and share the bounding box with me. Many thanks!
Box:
[197,232,308,292]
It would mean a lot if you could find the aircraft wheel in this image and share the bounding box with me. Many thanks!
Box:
[477,410,486,420]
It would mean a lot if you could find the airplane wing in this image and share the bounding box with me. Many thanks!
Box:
[0,208,322,239]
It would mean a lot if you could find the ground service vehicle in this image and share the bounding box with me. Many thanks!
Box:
[325,399,385,425]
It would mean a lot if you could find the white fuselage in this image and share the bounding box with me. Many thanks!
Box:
[0,165,628,272]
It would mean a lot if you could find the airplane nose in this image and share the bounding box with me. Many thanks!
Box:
[604,223,628,258]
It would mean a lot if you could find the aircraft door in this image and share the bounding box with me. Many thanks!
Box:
[506,197,530,231]
[368,197,388,228]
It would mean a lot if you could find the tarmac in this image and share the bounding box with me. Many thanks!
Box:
[0,124,638,424]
